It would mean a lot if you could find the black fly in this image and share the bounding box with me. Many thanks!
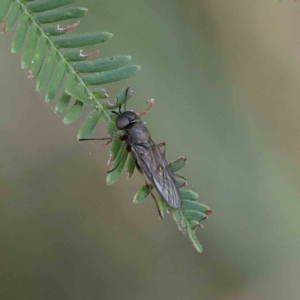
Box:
[114,100,182,211]
[80,90,185,214]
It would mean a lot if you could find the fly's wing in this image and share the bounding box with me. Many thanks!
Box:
[131,140,182,209]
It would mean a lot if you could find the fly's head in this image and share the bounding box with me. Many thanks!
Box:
[115,111,138,130]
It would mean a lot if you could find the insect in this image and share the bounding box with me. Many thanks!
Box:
[80,90,187,215]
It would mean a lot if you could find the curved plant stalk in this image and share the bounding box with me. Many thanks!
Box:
[0,0,212,252]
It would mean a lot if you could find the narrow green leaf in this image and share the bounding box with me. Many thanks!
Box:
[31,36,47,78]
[175,177,185,188]
[83,65,141,85]
[126,155,136,178]
[106,121,116,136]
[133,186,150,204]
[187,224,203,253]
[36,48,57,91]
[55,92,71,113]
[21,25,38,69]
[27,0,77,13]
[179,189,199,200]
[64,73,94,106]
[0,0,12,23]
[189,220,200,229]
[158,196,166,218]
[11,13,28,53]
[77,109,102,139]
[172,209,185,226]
[93,88,108,98]
[45,61,66,101]
[103,87,133,109]
[3,2,20,32]
[35,7,87,24]
[63,49,89,61]
[63,100,84,125]
[73,55,131,73]
[107,146,128,185]
[182,200,210,215]
[43,25,66,36]
[110,138,122,162]
[183,209,207,222]
[54,31,113,48]
[169,157,187,173]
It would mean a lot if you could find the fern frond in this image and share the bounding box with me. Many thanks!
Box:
[1,0,211,252]
[1,0,140,128]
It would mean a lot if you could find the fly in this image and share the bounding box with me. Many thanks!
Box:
[79,89,187,215]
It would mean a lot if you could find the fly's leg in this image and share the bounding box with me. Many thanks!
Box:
[156,142,166,157]
[173,173,188,187]
[107,143,128,173]
[169,156,187,166]
[78,137,114,147]
[143,177,164,219]
[169,156,188,187]
[137,98,155,118]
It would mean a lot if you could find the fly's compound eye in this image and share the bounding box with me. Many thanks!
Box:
[116,111,137,130]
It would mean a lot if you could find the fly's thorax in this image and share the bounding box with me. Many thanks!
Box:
[126,122,151,145]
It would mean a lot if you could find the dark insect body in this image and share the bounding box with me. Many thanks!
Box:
[79,95,184,213]
[115,107,182,210]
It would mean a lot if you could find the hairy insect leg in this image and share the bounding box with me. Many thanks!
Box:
[137,98,155,118]
[107,144,128,174]
[156,142,166,156]
[169,156,187,166]
[174,173,188,187]
[143,177,164,219]
[78,137,111,144]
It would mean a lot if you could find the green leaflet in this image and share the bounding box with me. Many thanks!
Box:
[133,186,151,204]
[65,73,94,106]
[35,7,87,24]
[54,32,113,48]
[31,36,48,78]
[93,88,108,98]
[55,92,71,113]
[3,2,20,32]
[103,87,134,109]
[84,65,141,85]
[73,55,132,73]
[126,155,136,179]
[158,196,166,218]
[45,61,66,102]
[106,120,116,137]
[11,13,29,53]
[0,0,12,23]
[179,189,199,200]
[63,100,84,124]
[182,200,210,215]
[36,48,57,91]
[21,25,38,69]
[43,25,67,36]
[27,0,77,13]
[169,157,187,173]
[110,138,122,162]
[106,144,128,185]
[182,209,207,222]
[77,109,103,140]
[187,225,203,253]
[63,49,91,61]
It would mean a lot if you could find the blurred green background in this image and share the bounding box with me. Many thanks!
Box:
[1,0,300,299]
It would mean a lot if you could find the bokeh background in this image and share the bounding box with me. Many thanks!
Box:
[1,0,300,299]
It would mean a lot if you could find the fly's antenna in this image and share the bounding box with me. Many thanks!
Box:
[111,111,119,116]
